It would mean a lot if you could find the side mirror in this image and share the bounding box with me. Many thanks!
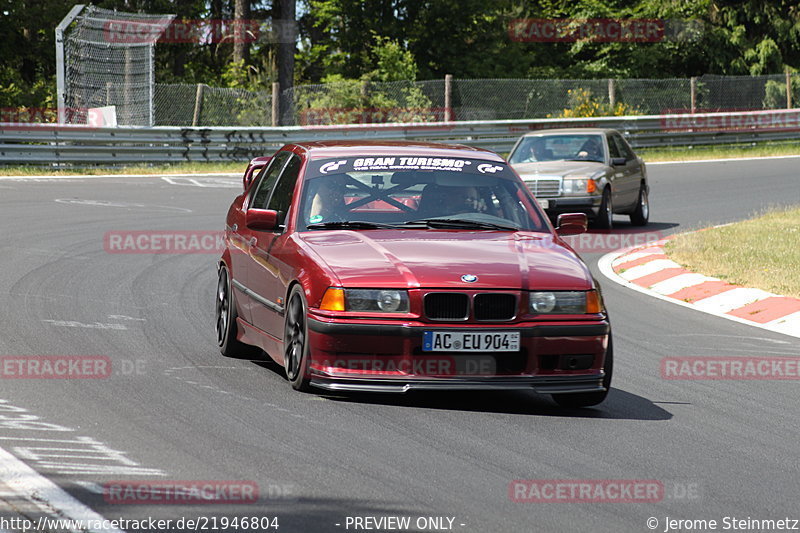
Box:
[245,208,279,231]
[611,157,627,166]
[556,213,588,236]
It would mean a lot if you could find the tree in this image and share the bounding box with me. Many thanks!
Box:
[233,0,251,63]
[298,0,533,81]
[276,0,297,123]
[297,36,434,125]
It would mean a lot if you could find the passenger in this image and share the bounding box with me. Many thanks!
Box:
[519,139,552,162]
[308,177,347,223]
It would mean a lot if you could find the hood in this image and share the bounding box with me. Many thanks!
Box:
[512,160,607,179]
[299,230,592,291]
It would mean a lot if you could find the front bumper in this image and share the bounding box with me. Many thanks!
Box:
[306,318,610,394]
[540,196,602,219]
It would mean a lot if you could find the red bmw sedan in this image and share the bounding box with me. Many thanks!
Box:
[216,141,612,407]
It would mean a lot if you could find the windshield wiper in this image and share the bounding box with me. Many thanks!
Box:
[403,218,520,231]
[305,220,398,230]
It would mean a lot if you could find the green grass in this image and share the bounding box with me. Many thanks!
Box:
[665,206,800,299]
[637,140,800,162]
[0,161,244,176]
[3,140,800,176]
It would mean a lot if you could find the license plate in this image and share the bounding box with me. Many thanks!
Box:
[537,199,550,209]
[422,331,520,352]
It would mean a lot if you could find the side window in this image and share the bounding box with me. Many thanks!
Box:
[250,151,291,209]
[613,134,635,161]
[268,154,303,226]
[607,135,621,159]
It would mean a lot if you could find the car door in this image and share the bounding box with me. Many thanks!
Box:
[610,133,642,209]
[233,151,291,325]
[248,152,304,339]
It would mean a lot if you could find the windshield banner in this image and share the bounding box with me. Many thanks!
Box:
[308,157,510,177]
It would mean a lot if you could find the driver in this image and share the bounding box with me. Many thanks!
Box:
[577,138,602,161]
[443,186,483,214]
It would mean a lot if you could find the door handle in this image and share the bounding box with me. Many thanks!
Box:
[249,237,257,246]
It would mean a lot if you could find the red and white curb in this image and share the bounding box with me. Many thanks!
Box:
[598,236,800,340]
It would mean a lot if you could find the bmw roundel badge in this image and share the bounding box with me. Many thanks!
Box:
[461,274,478,283]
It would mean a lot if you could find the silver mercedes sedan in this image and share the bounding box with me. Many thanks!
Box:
[508,128,649,228]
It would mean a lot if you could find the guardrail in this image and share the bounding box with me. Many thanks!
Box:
[2,109,800,166]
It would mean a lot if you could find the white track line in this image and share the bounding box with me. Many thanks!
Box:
[598,247,800,341]
[647,154,800,165]
[0,172,238,180]
[0,446,123,533]
[3,154,800,180]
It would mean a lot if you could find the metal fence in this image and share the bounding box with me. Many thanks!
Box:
[147,73,800,127]
[4,110,800,166]
[57,5,175,126]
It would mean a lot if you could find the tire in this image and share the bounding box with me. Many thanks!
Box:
[594,188,613,229]
[216,266,260,358]
[284,285,311,392]
[551,335,613,408]
[629,184,649,226]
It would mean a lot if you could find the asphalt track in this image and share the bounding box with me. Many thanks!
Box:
[0,157,799,533]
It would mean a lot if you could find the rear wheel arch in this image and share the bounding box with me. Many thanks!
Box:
[216,264,260,358]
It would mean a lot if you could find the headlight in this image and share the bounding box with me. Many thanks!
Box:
[529,292,557,313]
[562,178,597,194]
[345,289,409,313]
[529,290,602,314]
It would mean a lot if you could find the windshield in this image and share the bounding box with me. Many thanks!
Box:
[298,156,548,232]
[509,134,606,164]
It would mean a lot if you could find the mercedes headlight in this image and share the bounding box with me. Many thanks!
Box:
[562,178,597,194]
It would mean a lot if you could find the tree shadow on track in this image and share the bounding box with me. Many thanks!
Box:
[78,493,427,533]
